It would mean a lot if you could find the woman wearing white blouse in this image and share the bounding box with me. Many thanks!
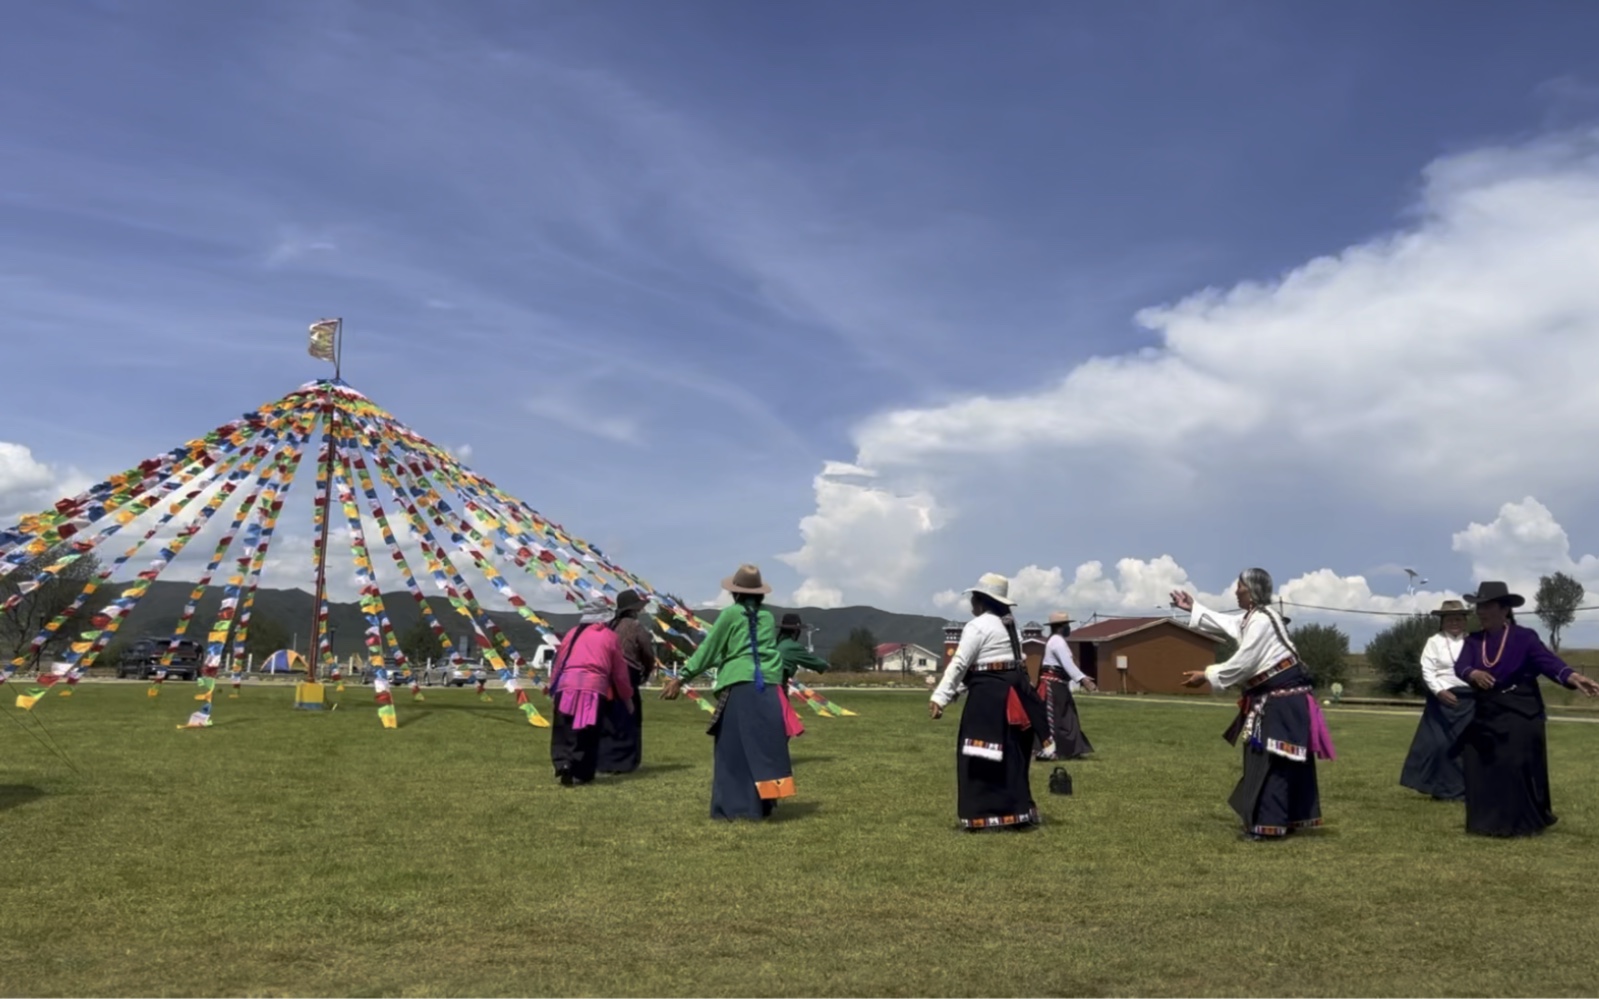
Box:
[1171,568,1337,840]
[929,573,1050,830]
[1036,612,1094,760]
[1398,599,1474,801]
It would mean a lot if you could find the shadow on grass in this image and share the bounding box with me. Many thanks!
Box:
[0,785,45,812]
[393,704,529,729]
[769,800,822,822]
[598,763,694,782]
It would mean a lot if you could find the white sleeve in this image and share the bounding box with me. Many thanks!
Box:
[1044,636,1088,683]
[1418,635,1455,695]
[932,622,981,707]
[1189,601,1243,641]
[1203,614,1274,690]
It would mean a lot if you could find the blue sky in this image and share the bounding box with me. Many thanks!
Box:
[6,1,1599,640]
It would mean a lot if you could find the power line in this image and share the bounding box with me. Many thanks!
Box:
[1080,601,1599,621]
[1275,599,1599,619]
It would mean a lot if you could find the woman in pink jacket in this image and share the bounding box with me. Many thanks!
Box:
[546,600,634,786]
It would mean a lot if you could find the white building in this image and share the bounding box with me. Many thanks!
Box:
[874,642,941,674]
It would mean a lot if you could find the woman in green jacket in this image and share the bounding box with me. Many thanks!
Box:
[662,564,795,820]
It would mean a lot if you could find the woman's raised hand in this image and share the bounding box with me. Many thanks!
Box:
[1170,590,1194,612]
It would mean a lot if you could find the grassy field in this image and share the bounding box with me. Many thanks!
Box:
[2,685,1598,997]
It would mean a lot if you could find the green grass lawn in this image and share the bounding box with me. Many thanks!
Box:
[2,685,1598,997]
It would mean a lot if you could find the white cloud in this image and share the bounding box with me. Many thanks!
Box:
[524,395,641,447]
[922,498,1599,640]
[0,441,92,523]
[263,226,338,268]
[777,462,940,606]
[854,128,1599,493]
[1452,497,1599,600]
[789,127,1599,607]
[697,590,733,611]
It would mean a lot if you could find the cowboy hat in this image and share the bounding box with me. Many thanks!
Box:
[779,612,804,629]
[721,563,772,595]
[1466,581,1525,608]
[1045,611,1073,628]
[962,572,1017,607]
[1430,598,1470,618]
[612,589,646,616]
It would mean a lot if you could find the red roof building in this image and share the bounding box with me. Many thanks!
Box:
[1065,616,1223,695]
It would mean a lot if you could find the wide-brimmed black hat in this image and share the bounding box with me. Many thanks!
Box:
[1466,581,1526,608]
[779,612,804,629]
[613,590,646,616]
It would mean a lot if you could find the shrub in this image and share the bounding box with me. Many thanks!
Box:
[1365,615,1437,696]
[1289,622,1350,688]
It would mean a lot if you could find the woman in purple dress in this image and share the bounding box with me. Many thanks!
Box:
[1453,581,1599,836]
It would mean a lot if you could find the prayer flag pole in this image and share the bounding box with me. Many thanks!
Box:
[302,318,343,695]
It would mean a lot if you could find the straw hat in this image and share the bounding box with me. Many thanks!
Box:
[1430,599,1469,618]
[721,563,773,595]
[962,572,1017,607]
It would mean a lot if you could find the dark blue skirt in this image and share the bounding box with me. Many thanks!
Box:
[596,667,646,774]
[1399,691,1474,800]
[708,681,795,820]
[1224,664,1323,837]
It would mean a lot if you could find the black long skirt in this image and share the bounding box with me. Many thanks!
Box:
[1459,684,1557,837]
[1399,691,1474,800]
[596,667,646,773]
[709,681,794,821]
[551,709,602,784]
[1226,665,1323,837]
[956,671,1048,829]
[1038,674,1093,760]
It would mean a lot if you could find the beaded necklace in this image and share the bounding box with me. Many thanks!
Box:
[1481,624,1511,669]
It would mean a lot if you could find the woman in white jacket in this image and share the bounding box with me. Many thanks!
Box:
[1398,599,1473,800]
[1172,568,1336,840]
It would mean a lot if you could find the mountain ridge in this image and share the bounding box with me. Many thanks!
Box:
[101,581,957,661]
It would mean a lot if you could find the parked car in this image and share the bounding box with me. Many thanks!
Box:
[446,662,488,687]
[115,638,205,681]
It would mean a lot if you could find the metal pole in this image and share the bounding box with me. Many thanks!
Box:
[307,398,337,683]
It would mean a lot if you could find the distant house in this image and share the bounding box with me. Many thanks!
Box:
[1064,617,1223,695]
[874,642,941,674]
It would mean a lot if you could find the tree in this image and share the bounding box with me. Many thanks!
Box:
[1365,615,1437,696]
[1289,622,1350,689]
[0,547,111,667]
[243,615,292,665]
[398,616,444,666]
[1535,572,1585,652]
[828,627,879,670]
[1214,635,1239,665]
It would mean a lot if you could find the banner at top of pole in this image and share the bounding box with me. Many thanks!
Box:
[308,319,338,362]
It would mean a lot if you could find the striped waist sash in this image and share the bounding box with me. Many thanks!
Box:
[969,660,1021,674]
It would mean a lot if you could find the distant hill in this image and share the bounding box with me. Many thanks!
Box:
[102,582,955,661]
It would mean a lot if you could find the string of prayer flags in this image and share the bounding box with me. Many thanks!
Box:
[501,669,550,727]
[372,669,398,729]
[789,680,857,717]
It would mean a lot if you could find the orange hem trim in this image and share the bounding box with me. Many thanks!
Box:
[756,776,796,800]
